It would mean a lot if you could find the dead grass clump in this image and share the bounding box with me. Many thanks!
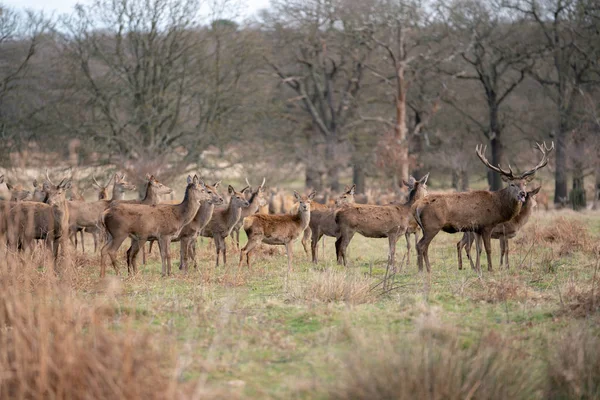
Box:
[0,266,178,399]
[545,324,600,399]
[469,276,535,303]
[328,325,536,400]
[287,269,376,305]
[536,217,592,256]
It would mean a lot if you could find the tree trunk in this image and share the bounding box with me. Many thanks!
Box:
[489,105,503,191]
[353,164,366,194]
[570,167,586,211]
[325,138,340,191]
[554,126,568,204]
[460,169,470,192]
[395,62,409,186]
[451,170,460,191]
[593,165,600,210]
[305,164,321,191]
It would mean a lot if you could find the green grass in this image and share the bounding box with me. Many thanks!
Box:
[60,210,600,397]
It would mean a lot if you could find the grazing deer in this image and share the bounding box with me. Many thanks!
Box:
[457,186,540,270]
[230,178,267,250]
[199,185,250,267]
[101,175,208,277]
[239,191,316,274]
[68,173,137,253]
[5,178,72,266]
[334,175,429,268]
[306,184,356,264]
[414,142,553,273]
[172,181,224,272]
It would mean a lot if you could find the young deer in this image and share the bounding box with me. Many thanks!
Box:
[101,175,208,277]
[174,181,224,272]
[413,142,553,273]
[199,185,250,267]
[457,187,540,270]
[5,178,72,266]
[5,182,31,202]
[230,178,267,250]
[334,175,429,268]
[307,185,356,264]
[68,173,137,253]
[239,191,316,274]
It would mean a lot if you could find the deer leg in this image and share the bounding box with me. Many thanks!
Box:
[164,236,173,276]
[285,242,293,274]
[339,231,354,267]
[499,238,505,268]
[191,239,198,269]
[223,238,228,265]
[416,229,439,273]
[481,231,493,272]
[301,227,310,256]
[100,235,126,278]
[457,235,464,271]
[79,230,85,253]
[179,237,188,271]
[405,232,411,267]
[235,229,240,250]
[92,231,98,253]
[239,237,260,268]
[214,236,221,268]
[131,238,146,275]
[505,239,510,269]
[157,238,168,276]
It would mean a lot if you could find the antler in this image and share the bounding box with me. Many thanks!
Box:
[45,168,56,186]
[92,174,102,188]
[518,141,554,180]
[106,173,115,188]
[475,144,517,180]
[259,177,266,189]
[245,177,252,188]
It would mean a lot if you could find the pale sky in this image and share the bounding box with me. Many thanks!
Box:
[3,0,271,18]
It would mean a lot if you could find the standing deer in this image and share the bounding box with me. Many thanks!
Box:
[4,181,31,202]
[68,173,137,253]
[172,181,224,272]
[5,178,72,267]
[334,175,429,268]
[199,185,250,267]
[101,175,208,277]
[457,186,540,270]
[239,191,316,274]
[413,142,553,273]
[230,178,267,250]
[306,184,356,264]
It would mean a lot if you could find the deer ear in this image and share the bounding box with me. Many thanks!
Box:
[192,175,200,184]
[62,179,72,190]
[33,179,38,188]
[419,173,429,185]
[213,181,221,188]
[145,173,152,180]
[293,191,301,201]
[0,175,4,184]
[198,178,206,188]
[528,186,541,196]
[228,185,235,195]
[6,183,13,190]
[402,179,410,188]
[43,181,53,192]
[241,186,250,194]
[187,175,193,184]
[349,185,356,195]
[308,190,317,200]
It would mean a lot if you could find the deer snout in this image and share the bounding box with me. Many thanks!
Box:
[518,190,526,203]
[214,196,224,205]
[242,200,250,207]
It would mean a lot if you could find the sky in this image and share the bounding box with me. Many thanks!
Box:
[3,0,272,18]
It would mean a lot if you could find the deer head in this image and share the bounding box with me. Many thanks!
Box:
[6,182,31,202]
[228,185,250,208]
[204,181,224,205]
[335,184,356,207]
[186,175,210,203]
[476,142,553,203]
[92,173,114,200]
[32,179,46,202]
[294,190,316,212]
[145,174,173,197]
[45,179,72,207]
[113,173,137,198]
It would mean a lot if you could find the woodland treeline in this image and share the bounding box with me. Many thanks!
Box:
[1,0,599,207]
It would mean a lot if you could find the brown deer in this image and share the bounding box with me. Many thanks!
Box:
[68,173,137,253]
[334,175,429,268]
[238,191,316,274]
[413,142,553,273]
[199,185,250,267]
[229,178,267,250]
[101,175,209,277]
[170,181,224,272]
[306,184,356,264]
[4,181,31,202]
[457,186,540,270]
[5,178,72,266]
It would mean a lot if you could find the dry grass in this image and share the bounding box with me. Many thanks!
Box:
[328,317,537,400]
[287,268,376,305]
[527,216,593,256]
[546,324,600,399]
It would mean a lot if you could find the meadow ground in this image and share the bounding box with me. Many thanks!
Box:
[2,209,600,399]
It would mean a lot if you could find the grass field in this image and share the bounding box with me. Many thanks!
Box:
[2,209,600,399]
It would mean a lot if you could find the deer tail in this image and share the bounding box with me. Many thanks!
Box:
[414,205,425,233]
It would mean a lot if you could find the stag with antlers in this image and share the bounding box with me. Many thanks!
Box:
[413,142,553,273]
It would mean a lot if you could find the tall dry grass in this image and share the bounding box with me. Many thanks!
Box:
[0,246,179,400]
[287,269,376,305]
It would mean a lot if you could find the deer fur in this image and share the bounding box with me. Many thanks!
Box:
[172,181,224,272]
[101,175,208,277]
[230,178,267,250]
[239,191,316,274]
[457,187,540,270]
[306,185,356,264]
[199,185,250,267]
[413,142,553,273]
[5,179,72,267]
[335,175,429,268]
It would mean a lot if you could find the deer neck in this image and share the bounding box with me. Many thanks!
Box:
[511,199,535,228]
[241,191,260,218]
[51,202,69,236]
[296,208,311,230]
[225,201,243,229]
[142,185,160,205]
[194,200,216,227]
[111,189,125,201]
[175,189,202,227]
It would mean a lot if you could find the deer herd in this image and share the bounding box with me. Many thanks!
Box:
[0,142,554,278]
